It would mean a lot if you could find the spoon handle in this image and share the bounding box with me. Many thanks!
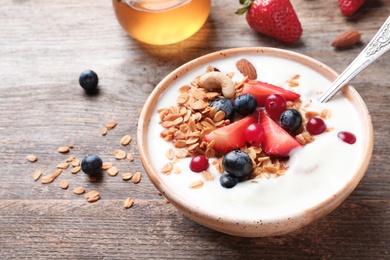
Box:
[318,16,390,103]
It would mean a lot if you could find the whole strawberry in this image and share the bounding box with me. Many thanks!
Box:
[236,0,302,43]
[338,0,365,16]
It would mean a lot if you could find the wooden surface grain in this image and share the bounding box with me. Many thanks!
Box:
[0,0,389,258]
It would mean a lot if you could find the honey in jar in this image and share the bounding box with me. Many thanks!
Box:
[112,0,211,45]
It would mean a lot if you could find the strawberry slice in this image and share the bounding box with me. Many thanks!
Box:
[241,81,300,106]
[204,111,259,155]
[260,110,301,157]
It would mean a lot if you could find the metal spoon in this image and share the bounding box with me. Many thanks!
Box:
[318,15,390,103]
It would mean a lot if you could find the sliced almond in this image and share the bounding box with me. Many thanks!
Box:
[33,170,42,181]
[114,149,127,160]
[85,190,100,202]
[264,165,278,173]
[177,93,189,105]
[174,140,187,148]
[191,100,209,110]
[120,135,132,146]
[60,179,69,189]
[26,155,38,162]
[107,166,119,176]
[132,172,142,184]
[122,172,133,181]
[73,187,85,195]
[124,197,134,209]
[58,146,70,153]
[213,110,226,122]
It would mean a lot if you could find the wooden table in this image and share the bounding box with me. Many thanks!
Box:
[1,0,389,258]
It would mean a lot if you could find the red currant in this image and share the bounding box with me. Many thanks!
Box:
[189,155,209,172]
[337,131,356,144]
[245,123,265,146]
[306,117,327,135]
[264,94,286,120]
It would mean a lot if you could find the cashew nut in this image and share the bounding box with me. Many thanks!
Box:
[199,71,235,99]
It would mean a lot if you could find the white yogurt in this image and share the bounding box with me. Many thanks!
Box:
[147,54,363,220]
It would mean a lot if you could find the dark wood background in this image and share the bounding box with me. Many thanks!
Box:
[1,0,389,258]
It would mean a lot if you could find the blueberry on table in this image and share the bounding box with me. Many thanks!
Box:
[222,150,253,178]
[220,174,239,188]
[81,154,103,177]
[79,69,99,92]
[234,94,257,116]
[210,98,235,120]
[279,109,302,134]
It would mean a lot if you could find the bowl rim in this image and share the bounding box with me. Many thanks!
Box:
[137,47,374,236]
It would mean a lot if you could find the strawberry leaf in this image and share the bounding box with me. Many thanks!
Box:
[236,7,249,15]
[236,0,253,15]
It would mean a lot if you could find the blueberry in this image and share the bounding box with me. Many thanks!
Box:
[219,174,239,189]
[222,150,253,178]
[279,109,302,134]
[81,154,103,177]
[79,69,99,92]
[210,98,234,120]
[234,94,257,116]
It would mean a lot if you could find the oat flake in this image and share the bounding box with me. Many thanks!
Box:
[105,121,117,130]
[60,179,69,189]
[122,173,133,181]
[120,135,132,146]
[102,162,114,170]
[124,197,134,209]
[127,153,134,162]
[26,155,38,162]
[132,172,142,184]
[114,149,127,160]
[41,174,54,184]
[85,190,100,203]
[71,166,81,174]
[57,162,69,169]
[33,170,42,181]
[189,180,204,189]
[73,187,85,195]
[107,166,119,176]
[58,146,70,153]
[71,159,80,167]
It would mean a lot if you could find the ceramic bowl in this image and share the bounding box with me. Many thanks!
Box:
[137,47,373,237]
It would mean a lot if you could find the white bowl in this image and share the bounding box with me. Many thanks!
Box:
[137,47,373,237]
